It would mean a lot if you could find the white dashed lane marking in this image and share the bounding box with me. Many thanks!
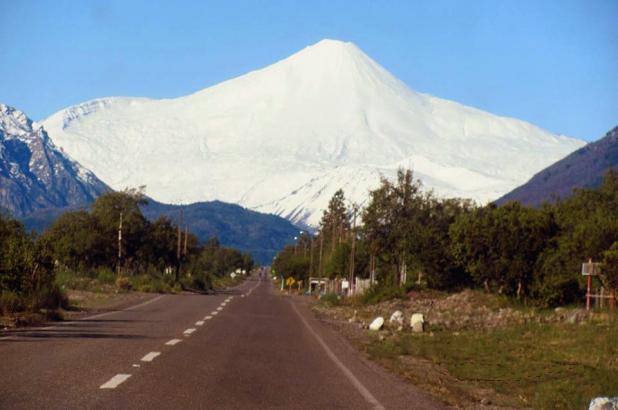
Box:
[216,307,223,311]
[183,328,196,336]
[100,374,131,389]
[211,311,218,315]
[196,320,205,326]
[204,315,213,320]
[165,338,182,346]
[140,352,161,362]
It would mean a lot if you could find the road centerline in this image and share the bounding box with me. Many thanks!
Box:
[141,352,161,362]
[100,374,132,389]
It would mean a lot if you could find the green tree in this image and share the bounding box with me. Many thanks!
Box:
[601,242,618,292]
[91,189,149,270]
[319,189,350,252]
[41,211,104,270]
[450,202,555,297]
[362,169,426,286]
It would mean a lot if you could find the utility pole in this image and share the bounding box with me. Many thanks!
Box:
[370,254,376,285]
[183,225,189,256]
[309,236,314,278]
[117,211,123,277]
[331,224,336,254]
[176,208,183,283]
[319,234,324,277]
[349,206,357,295]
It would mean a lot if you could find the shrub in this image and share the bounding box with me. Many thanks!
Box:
[33,284,69,310]
[0,291,23,315]
[319,292,341,306]
[115,276,132,291]
[96,267,116,284]
[360,285,407,305]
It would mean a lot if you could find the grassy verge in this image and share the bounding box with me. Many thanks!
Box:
[362,315,617,409]
[211,273,248,289]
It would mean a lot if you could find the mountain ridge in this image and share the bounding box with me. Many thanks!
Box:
[0,103,109,216]
[496,126,618,206]
[20,199,300,265]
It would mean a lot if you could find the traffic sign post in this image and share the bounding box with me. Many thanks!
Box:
[285,277,296,293]
[582,259,601,311]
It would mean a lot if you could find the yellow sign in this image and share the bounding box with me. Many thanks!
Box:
[286,277,296,286]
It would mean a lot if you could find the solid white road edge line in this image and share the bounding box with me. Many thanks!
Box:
[100,374,132,389]
[140,352,161,362]
[289,301,385,410]
[165,338,182,346]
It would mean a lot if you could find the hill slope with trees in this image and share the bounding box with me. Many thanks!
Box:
[496,126,618,206]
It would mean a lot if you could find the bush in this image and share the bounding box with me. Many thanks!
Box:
[184,274,212,292]
[319,292,341,306]
[96,267,116,285]
[0,291,23,315]
[128,274,172,293]
[31,284,69,311]
[115,276,132,291]
[360,285,407,305]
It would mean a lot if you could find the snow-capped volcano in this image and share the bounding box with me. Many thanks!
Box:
[42,39,584,226]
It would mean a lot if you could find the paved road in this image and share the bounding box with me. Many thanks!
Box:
[0,275,443,409]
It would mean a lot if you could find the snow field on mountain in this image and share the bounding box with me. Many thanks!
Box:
[42,39,585,226]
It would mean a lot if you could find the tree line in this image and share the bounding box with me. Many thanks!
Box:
[273,168,618,306]
[1,190,254,315]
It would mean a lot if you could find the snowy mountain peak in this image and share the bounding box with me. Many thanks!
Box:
[41,40,585,226]
[0,103,35,137]
[0,103,109,216]
[292,38,365,62]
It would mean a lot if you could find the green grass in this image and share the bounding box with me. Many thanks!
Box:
[318,292,342,306]
[211,273,246,289]
[359,285,407,305]
[365,317,618,409]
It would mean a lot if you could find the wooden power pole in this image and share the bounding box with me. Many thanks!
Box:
[176,208,183,283]
[349,206,357,294]
[117,211,123,277]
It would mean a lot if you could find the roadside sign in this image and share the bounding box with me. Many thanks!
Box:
[582,262,600,276]
[286,277,296,287]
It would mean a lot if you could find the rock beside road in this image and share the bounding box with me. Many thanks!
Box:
[589,397,618,410]
[369,316,384,331]
[410,313,424,333]
[389,310,404,326]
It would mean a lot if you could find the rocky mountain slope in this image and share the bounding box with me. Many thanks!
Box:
[496,126,618,206]
[0,104,108,216]
[42,39,585,226]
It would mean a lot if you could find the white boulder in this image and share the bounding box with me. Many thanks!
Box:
[410,313,425,333]
[369,317,384,331]
[590,397,618,410]
[389,310,404,326]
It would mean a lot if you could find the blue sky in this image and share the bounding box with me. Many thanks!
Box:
[0,0,616,141]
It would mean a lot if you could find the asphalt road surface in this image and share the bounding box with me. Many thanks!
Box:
[0,275,443,409]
